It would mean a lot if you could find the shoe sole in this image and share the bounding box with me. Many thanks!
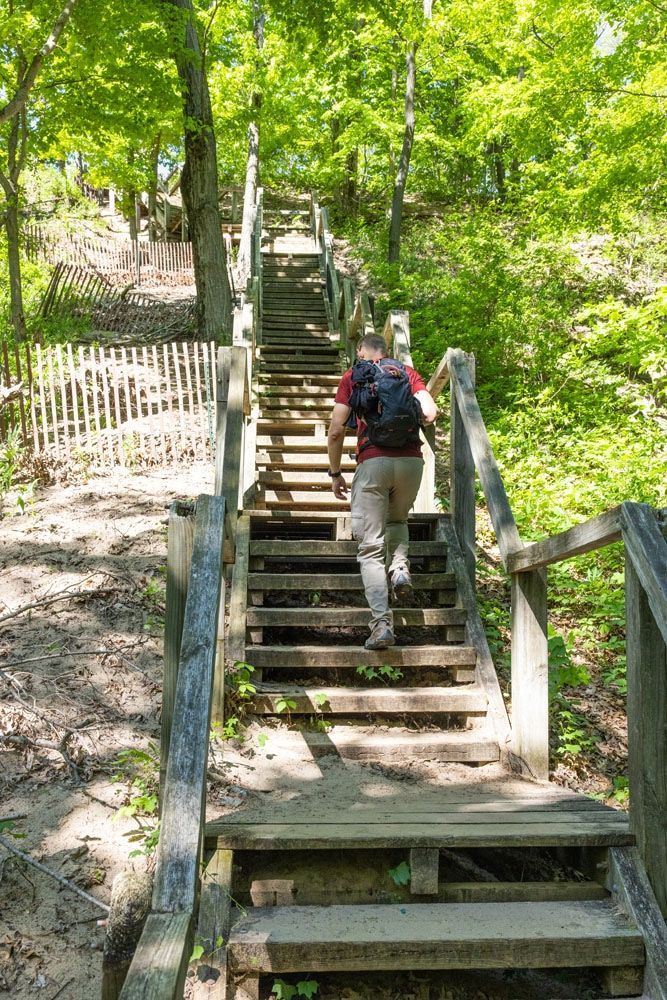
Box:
[364,636,396,650]
[393,584,413,602]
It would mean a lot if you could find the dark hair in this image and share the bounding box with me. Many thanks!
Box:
[359,333,387,355]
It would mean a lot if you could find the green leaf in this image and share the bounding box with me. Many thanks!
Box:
[297,980,319,998]
[271,980,297,999]
[190,944,205,961]
[388,861,411,886]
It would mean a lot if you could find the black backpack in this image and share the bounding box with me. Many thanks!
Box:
[347,358,423,452]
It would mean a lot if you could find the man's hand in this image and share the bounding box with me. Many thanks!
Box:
[331,473,348,500]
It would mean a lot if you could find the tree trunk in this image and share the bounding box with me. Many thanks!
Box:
[148,133,161,242]
[237,122,259,289]
[3,192,27,343]
[126,189,138,241]
[388,42,416,266]
[237,1,264,290]
[164,0,231,342]
[0,112,28,342]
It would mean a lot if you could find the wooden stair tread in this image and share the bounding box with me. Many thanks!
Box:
[251,685,487,714]
[248,540,447,556]
[236,726,499,764]
[210,814,633,849]
[257,493,350,509]
[244,644,473,666]
[255,454,356,469]
[247,572,455,590]
[226,900,643,972]
[246,608,458,625]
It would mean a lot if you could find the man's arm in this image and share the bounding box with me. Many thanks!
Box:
[327,401,351,499]
[415,388,438,425]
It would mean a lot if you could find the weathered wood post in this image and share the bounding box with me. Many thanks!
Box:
[449,351,476,586]
[160,500,195,802]
[510,567,549,781]
[621,502,667,915]
[214,346,231,497]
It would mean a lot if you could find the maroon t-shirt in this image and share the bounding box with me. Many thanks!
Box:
[334,362,427,464]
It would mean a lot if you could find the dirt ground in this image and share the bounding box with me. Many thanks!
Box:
[0,463,212,998]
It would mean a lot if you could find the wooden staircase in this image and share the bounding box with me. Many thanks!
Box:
[193,221,661,1000]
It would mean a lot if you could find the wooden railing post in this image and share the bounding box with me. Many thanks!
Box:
[510,567,549,780]
[622,502,667,916]
[214,347,231,497]
[160,500,195,803]
[450,353,476,585]
[221,345,249,560]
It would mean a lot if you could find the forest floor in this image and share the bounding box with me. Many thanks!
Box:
[0,462,212,999]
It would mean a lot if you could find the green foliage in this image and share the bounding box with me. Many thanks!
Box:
[229,662,257,700]
[388,861,411,886]
[356,664,404,684]
[275,696,297,714]
[271,979,319,999]
[111,744,160,857]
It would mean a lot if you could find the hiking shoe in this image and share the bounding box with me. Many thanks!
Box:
[364,622,396,650]
[391,567,413,602]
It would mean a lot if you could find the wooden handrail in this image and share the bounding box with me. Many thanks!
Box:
[508,506,623,573]
[120,495,225,999]
[622,501,667,645]
[447,348,523,567]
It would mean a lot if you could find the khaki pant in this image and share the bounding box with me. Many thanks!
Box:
[350,456,424,628]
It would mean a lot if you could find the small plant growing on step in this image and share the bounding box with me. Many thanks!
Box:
[275,696,297,716]
[388,860,411,886]
[230,661,258,700]
[356,664,403,685]
[271,979,319,999]
[313,692,328,710]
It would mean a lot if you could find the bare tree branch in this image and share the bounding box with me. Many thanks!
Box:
[0,833,110,913]
[0,0,80,125]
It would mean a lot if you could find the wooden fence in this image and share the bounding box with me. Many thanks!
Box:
[0,340,218,468]
[25,227,194,286]
[38,263,196,341]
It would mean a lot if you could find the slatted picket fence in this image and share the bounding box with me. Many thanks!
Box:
[25,227,194,286]
[0,340,218,468]
[38,263,196,341]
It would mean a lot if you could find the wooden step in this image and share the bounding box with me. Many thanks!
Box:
[255,452,355,469]
[257,492,350,510]
[257,411,331,423]
[255,437,336,449]
[258,364,340,374]
[262,318,329,327]
[256,418,345,431]
[245,608,459,626]
[248,572,455,591]
[263,253,320,262]
[261,385,335,396]
[259,373,342,384]
[244,644,472,667]
[257,472,342,487]
[251,685,486,715]
[259,345,338,355]
[226,900,643,974]
[259,357,337,366]
[248,541,448,557]
[263,286,324,295]
[247,876,610,908]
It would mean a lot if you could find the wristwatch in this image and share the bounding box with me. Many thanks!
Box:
[327,469,342,477]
